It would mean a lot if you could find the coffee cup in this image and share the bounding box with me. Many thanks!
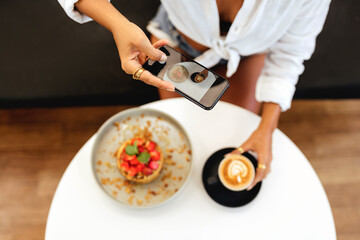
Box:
[218,154,255,191]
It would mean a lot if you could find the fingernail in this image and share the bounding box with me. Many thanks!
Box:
[160,54,167,62]
[166,87,175,92]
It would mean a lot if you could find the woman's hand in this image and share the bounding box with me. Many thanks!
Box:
[75,0,174,91]
[230,127,273,190]
[112,22,174,91]
[229,102,281,190]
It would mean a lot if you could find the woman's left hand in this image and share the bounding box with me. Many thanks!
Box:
[229,126,273,190]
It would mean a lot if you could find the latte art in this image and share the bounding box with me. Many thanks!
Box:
[227,160,248,183]
[218,155,255,191]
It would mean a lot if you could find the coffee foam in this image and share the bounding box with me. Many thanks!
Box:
[227,160,248,183]
[218,155,255,191]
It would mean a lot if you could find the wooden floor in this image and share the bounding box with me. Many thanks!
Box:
[0,100,359,240]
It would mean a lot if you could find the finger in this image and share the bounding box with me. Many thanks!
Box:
[264,155,272,176]
[139,70,175,91]
[226,141,252,157]
[137,39,168,62]
[125,59,174,91]
[247,168,265,191]
[152,39,170,49]
[247,153,266,190]
[139,40,169,64]
[138,52,147,65]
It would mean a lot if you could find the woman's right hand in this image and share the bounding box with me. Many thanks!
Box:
[74,0,173,91]
[112,21,175,91]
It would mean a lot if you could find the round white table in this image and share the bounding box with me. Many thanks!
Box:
[45,99,336,240]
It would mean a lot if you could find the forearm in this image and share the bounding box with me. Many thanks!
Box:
[258,102,281,134]
[75,0,127,33]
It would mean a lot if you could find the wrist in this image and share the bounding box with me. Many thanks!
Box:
[258,102,281,134]
[109,14,130,34]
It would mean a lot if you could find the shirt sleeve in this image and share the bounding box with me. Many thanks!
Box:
[255,0,331,111]
[57,0,93,23]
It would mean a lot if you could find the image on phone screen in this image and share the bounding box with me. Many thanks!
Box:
[143,45,229,110]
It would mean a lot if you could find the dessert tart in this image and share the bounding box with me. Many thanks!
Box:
[166,64,189,83]
[116,137,164,184]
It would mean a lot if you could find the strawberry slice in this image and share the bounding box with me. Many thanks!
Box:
[138,145,145,153]
[128,167,138,177]
[124,153,136,161]
[143,167,153,176]
[131,138,144,146]
[136,164,145,173]
[150,150,160,161]
[145,141,156,151]
[130,159,140,166]
[149,160,159,170]
[121,161,130,172]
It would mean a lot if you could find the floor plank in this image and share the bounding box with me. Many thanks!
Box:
[0,100,359,239]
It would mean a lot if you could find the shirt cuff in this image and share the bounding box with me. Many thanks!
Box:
[255,75,296,112]
[58,0,93,24]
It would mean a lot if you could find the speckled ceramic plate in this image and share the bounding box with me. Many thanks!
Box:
[91,108,192,208]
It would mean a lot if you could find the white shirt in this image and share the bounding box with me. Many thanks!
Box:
[58,0,330,111]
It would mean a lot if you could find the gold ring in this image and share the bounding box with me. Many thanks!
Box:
[258,164,266,170]
[237,147,244,154]
[133,67,145,80]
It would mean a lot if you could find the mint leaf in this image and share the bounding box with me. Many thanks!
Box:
[125,143,138,155]
[137,152,150,164]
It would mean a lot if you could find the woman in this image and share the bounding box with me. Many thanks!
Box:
[58,0,330,190]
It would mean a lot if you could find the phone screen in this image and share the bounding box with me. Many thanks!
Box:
[143,45,229,110]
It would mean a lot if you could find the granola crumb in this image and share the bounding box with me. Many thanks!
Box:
[136,199,143,206]
[172,176,177,181]
[178,165,183,169]
[179,176,183,181]
[125,187,132,194]
[109,178,122,185]
[148,190,157,196]
[164,183,168,188]
[113,122,121,131]
[101,178,110,185]
[97,160,102,166]
[165,148,174,153]
[112,190,118,196]
[128,195,135,204]
[178,144,187,154]
[165,159,176,166]
[161,171,172,181]
[145,194,151,202]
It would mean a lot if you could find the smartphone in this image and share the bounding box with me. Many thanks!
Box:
[142,45,229,110]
